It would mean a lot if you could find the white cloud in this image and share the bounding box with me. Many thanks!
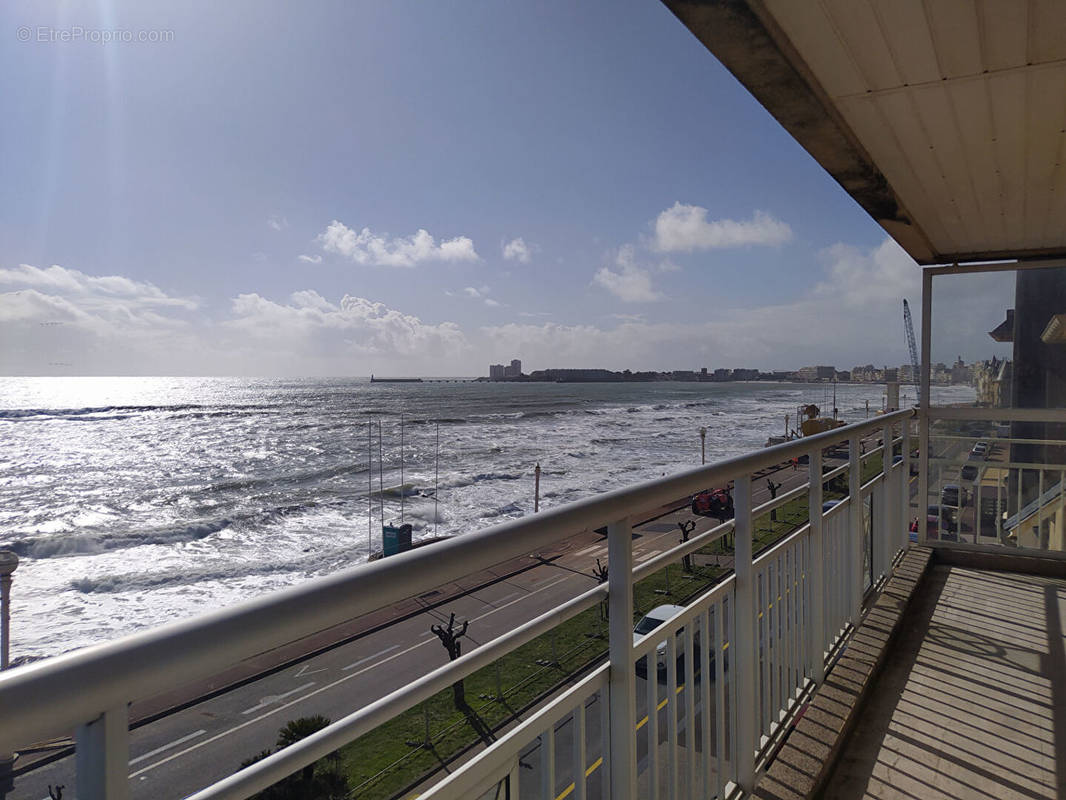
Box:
[502,237,532,263]
[318,220,479,267]
[297,254,322,264]
[0,264,196,310]
[658,260,681,273]
[456,285,504,308]
[485,239,934,370]
[227,292,469,363]
[592,245,662,303]
[0,262,471,375]
[268,215,288,231]
[652,203,792,253]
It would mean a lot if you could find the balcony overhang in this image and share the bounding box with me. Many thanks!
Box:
[662,1,1066,265]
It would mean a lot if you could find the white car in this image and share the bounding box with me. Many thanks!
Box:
[633,605,685,681]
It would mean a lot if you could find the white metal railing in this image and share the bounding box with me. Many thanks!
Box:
[0,409,915,799]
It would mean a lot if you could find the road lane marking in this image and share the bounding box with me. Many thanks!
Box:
[241,682,316,715]
[294,663,328,678]
[342,644,400,671]
[555,755,604,800]
[470,576,569,623]
[490,591,522,607]
[128,730,207,765]
[635,549,661,562]
[129,573,577,778]
[573,544,600,557]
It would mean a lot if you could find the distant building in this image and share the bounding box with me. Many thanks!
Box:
[712,368,731,381]
[489,364,506,380]
[732,368,759,381]
[504,359,522,378]
[884,367,898,382]
[795,365,836,381]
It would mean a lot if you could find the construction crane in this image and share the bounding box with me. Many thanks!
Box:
[903,299,921,396]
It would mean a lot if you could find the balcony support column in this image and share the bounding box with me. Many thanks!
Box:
[919,268,932,545]
[607,517,636,800]
[903,419,912,551]
[849,433,863,624]
[883,422,896,581]
[733,474,756,791]
[76,705,128,800]
[807,447,825,684]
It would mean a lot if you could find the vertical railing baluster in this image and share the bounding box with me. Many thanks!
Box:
[509,761,522,800]
[807,447,825,684]
[757,567,769,738]
[849,433,863,624]
[684,622,696,800]
[733,473,755,792]
[607,517,636,800]
[902,419,911,551]
[573,701,586,800]
[76,705,129,800]
[883,422,895,578]
[666,635,679,800]
[647,657,660,800]
[714,600,726,798]
[700,609,712,800]
[540,726,555,800]
[600,684,610,800]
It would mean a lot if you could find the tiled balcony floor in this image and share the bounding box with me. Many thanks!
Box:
[823,565,1066,800]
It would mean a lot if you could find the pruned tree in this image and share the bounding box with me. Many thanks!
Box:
[431,612,470,707]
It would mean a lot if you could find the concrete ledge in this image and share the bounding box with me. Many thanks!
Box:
[753,547,934,800]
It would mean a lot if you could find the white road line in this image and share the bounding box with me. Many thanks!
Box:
[470,576,569,623]
[294,663,328,678]
[573,544,600,557]
[489,591,522,607]
[129,729,207,765]
[241,681,316,715]
[635,549,662,563]
[128,572,577,778]
[342,644,400,671]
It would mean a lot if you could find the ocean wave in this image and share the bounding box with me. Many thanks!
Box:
[0,404,206,420]
[3,503,313,559]
[439,471,523,489]
[206,462,370,493]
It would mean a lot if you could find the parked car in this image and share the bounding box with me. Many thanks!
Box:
[692,487,734,520]
[972,442,989,458]
[822,499,843,513]
[961,464,979,481]
[634,604,684,681]
[927,504,959,536]
[914,511,958,541]
[633,605,722,682]
[940,484,966,507]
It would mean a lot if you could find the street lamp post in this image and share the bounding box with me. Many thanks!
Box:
[534,463,541,512]
[0,549,19,796]
[699,427,707,465]
[0,550,17,671]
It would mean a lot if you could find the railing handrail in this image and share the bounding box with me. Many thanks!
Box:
[0,408,913,754]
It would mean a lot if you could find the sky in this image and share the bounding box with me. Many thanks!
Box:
[0,0,1012,377]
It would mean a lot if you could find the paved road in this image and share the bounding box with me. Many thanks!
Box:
[7,460,812,800]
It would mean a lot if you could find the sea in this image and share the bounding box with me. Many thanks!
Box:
[0,377,974,661]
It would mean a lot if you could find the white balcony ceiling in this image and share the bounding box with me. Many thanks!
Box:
[664,1,1066,265]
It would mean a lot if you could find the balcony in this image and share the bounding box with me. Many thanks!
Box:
[4,377,1066,800]
[0,408,915,798]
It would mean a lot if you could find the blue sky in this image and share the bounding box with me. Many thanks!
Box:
[2,0,996,376]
